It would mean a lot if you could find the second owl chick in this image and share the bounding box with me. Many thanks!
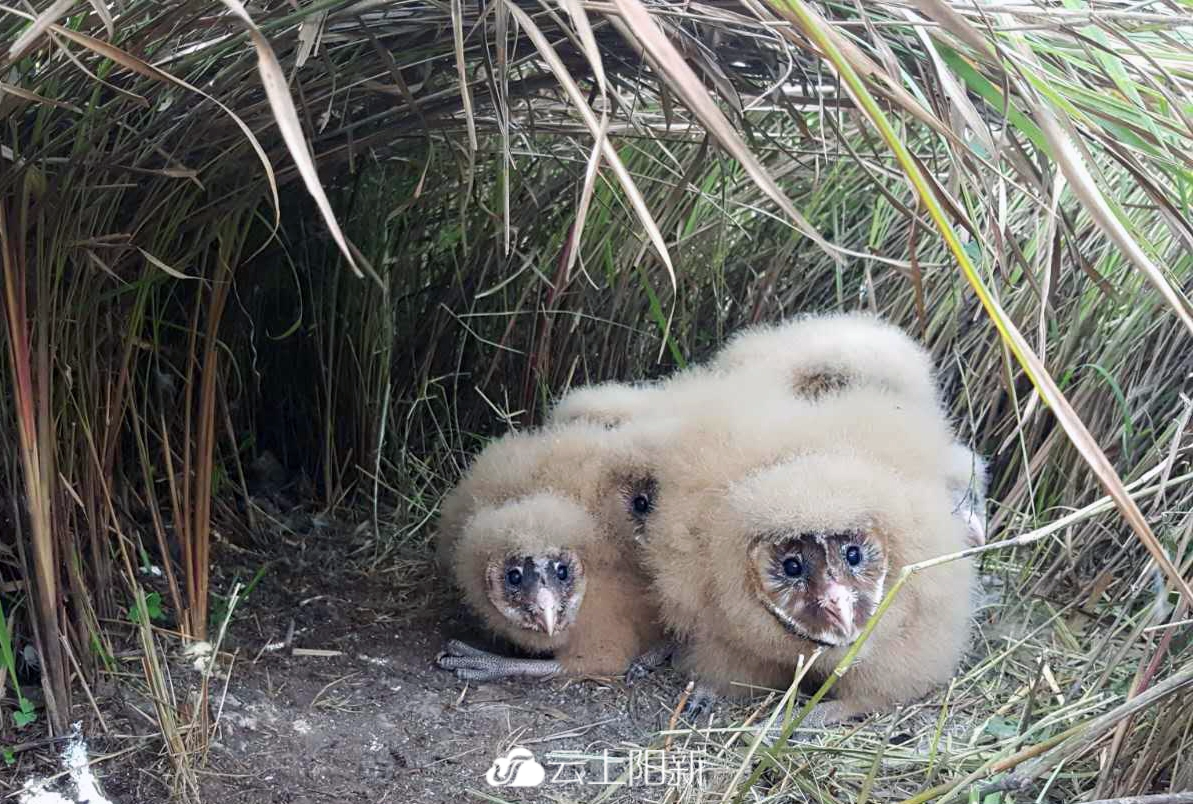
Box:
[651,451,974,725]
[634,391,976,723]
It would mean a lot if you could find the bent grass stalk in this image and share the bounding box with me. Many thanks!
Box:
[767,0,1193,606]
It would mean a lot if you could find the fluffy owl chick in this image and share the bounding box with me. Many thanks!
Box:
[435,424,664,681]
[645,450,973,725]
[710,311,942,411]
[440,491,660,679]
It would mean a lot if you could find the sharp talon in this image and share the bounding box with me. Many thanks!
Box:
[625,662,651,685]
[683,688,717,719]
[435,644,561,682]
[455,668,498,682]
[803,701,848,728]
[625,641,675,685]
[754,725,780,747]
[437,654,504,682]
[437,654,495,672]
[752,702,841,745]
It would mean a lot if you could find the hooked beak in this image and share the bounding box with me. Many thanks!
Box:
[821,604,849,636]
[533,587,558,636]
[820,583,856,641]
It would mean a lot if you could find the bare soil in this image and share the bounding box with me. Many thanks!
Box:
[99,511,697,804]
[5,505,987,804]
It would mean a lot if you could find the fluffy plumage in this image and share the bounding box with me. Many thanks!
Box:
[712,312,990,543]
[546,380,659,430]
[711,311,988,545]
[710,311,942,409]
[637,392,974,721]
[549,312,948,435]
[435,423,664,678]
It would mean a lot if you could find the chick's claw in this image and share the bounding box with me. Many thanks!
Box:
[624,661,654,685]
[625,641,675,685]
[441,639,491,658]
[681,686,719,719]
[801,701,846,729]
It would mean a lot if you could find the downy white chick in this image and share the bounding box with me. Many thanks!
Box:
[709,310,942,410]
[435,423,664,681]
[636,389,975,722]
[671,454,973,725]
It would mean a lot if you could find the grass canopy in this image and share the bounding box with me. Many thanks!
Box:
[0,0,1191,801]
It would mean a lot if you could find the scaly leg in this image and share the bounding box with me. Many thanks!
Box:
[440,639,491,658]
[625,640,676,684]
[436,640,561,682]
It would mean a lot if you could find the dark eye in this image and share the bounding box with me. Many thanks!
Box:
[845,545,862,567]
[506,568,522,586]
[632,494,651,515]
[782,557,803,578]
[556,564,569,582]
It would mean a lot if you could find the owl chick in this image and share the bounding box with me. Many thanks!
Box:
[709,311,942,410]
[434,423,664,681]
[650,451,973,725]
[634,390,975,722]
[549,312,942,431]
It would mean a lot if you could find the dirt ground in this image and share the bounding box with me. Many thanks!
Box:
[6,505,991,804]
[91,511,705,804]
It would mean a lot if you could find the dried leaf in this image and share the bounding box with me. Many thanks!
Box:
[505,1,675,285]
[295,9,327,69]
[556,0,607,97]
[139,248,192,280]
[451,0,477,155]
[216,0,364,278]
[905,0,995,59]
[8,0,76,62]
[565,113,609,279]
[609,0,840,262]
[87,0,114,40]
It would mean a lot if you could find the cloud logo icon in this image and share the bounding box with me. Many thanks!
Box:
[485,747,546,787]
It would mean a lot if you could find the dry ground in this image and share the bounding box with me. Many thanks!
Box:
[5,505,1006,804]
[68,510,704,803]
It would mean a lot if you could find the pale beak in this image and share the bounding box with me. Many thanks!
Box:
[822,605,848,635]
[534,588,558,636]
[821,582,855,639]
